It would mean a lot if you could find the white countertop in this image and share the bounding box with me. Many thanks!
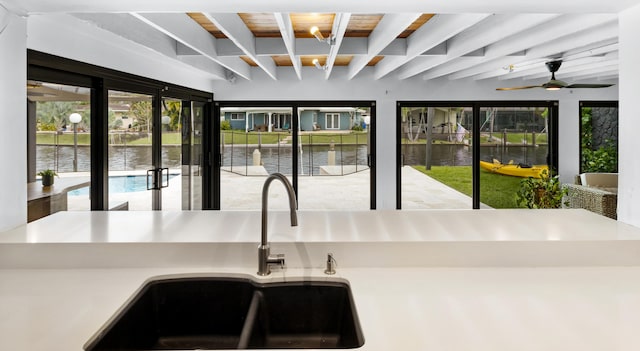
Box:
[2,209,640,350]
[3,266,640,351]
[4,209,640,243]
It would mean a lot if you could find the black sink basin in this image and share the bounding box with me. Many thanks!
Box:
[84,275,364,350]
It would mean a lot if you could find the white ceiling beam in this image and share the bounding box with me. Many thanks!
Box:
[415,14,559,80]
[422,55,503,79]
[10,0,635,16]
[375,14,489,80]
[177,55,227,79]
[30,13,224,87]
[204,13,277,80]
[447,14,617,80]
[217,36,491,57]
[76,13,230,80]
[274,12,301,80]
[472,21,619,80]
[499,47,619,80]
[561,42,619,62]
[570,70,619,81]
[324,13,351,79]
[75,13,178,58]
[132,12,250,80]
[498,55,617,80]
[347,13,421,80]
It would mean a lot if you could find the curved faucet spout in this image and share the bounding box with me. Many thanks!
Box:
[258,173,298,276]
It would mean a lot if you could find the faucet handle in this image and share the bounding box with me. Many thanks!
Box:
[276,254,286,269]
[268,253,286,270]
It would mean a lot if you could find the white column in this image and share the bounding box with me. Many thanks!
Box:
[376,98,396,209]
[557,98,579,185]
[245,112,249,132]
[618,4,640,227]
[0,10,27,230]
[268,113,272,132]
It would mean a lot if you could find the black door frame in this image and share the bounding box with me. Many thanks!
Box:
[578,100,618,174]
[396,100,558,209]
[27,50,214,211]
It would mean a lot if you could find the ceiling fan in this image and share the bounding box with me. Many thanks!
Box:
[496,60,614,91]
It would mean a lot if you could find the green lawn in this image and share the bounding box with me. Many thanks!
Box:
[299,132,368,145]
[221,131,288,145]
[221,131,368,145]
[36,132,183,145]
[413,165,524,208]
[37,131,369,146]
[36,133,91,145]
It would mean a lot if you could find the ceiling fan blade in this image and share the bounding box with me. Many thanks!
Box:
[564,83,614,89]
[496,85,542,91]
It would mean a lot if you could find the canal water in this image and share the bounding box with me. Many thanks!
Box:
[36,144,548,174]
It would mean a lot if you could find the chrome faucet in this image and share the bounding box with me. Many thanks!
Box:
[258,173,298,276]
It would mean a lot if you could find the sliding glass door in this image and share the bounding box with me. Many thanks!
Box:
[107,90,154,210]
[399,105,473,209]
[478,106,551,209]
[215,101,376,210]
[397,101,557,209]
[27,81,92,220]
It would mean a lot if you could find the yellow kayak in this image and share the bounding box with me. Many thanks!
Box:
[480,160,548,178]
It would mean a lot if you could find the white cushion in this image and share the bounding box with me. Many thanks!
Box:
[579,173,618,188]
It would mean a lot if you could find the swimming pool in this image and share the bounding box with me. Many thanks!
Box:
[69,174,177,196]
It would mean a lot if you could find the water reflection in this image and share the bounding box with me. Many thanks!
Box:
[402,144,548,167]
[37,143,548,174]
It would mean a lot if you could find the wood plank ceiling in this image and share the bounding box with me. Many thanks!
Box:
[188,13,434,67]
[64,9,618,84]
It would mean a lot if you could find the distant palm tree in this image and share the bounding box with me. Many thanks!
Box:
[36,101,76,131]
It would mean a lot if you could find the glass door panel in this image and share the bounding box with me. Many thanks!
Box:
[180,101,204,210]
[580,103,618,173]
[108,90,153,210]
[160,98,182,210]
[479,106,550,208]
[400,106,473,209]
[28,81,92,217]
[220,107,293,210]
[296,106,371,210]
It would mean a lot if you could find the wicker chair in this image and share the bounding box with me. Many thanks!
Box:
[563,183,617,219]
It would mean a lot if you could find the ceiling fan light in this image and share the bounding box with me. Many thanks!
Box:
[543,79,566,91]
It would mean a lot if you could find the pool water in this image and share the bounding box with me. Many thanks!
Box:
[69,174,177,196]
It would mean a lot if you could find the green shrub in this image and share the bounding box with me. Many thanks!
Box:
[351,124,363,132]
[515,170,567,209]
[582,140,618,173]
[220,120,231,130]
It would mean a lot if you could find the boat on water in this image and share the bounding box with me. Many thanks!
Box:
[480,159,548,178]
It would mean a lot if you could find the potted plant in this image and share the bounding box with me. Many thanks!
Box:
[37,169,57,187]
[515,169,568,209]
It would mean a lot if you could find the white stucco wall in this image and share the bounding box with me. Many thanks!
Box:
[0,9,27,231]
[618,3,640,227]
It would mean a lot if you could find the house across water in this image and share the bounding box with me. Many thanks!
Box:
[221,107,368,132]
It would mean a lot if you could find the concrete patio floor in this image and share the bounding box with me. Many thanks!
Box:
[66,166,478,211]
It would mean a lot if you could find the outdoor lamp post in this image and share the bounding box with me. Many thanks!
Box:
[69,113,82,172]
[161,115,171,131]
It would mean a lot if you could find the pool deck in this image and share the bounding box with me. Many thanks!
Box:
[63,166,478,211]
